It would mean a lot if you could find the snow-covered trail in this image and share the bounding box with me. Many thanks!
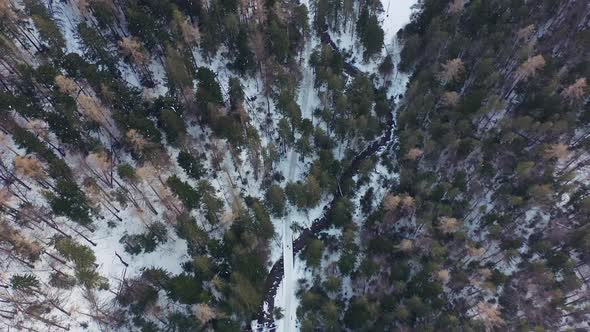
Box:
[381,0,416,44]
[297,36,319,121]
[281,218,294,332]
[278,1,319,329]
[282,148,297,332]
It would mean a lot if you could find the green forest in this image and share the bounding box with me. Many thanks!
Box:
[0,0,588,331]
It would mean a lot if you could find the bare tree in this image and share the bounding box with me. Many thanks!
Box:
[192,303,219,326]
[475,302,505,331]
[438,216,461,234]
[560,78,587,103]
[544,143,570,161]
[119,37,149,65]
[438,58,465,84]
[14,155,46,180]
[404,148,423,161]
[440,91,460,107]
[250,30,266,78]
[383,194,401,211]
[517,55,545,81]
[517,24,535,41]
[54,75,78,95]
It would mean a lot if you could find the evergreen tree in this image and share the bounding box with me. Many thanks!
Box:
[158,108,186,145]
[302,239,324,268]
[177,151,205,180]
[356,7,384,60]
[167,176,201,210]
[47,179,93,226]
[10,274,40,292]
[265,184,286,216]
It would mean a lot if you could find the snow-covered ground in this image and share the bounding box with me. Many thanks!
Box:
[1,0,419,330]
[329,0,416,76]
[0,2,265,330]
[381,0,417,44]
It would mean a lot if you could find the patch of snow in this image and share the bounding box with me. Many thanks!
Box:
[381,0,417,44]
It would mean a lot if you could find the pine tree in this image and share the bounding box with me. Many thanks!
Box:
[158,109,186,145]
[47,179,94,226]
[54,237,108,289]
[302,239,324,268]
[166,176,201,210]
[198,181,223,225]
[196,67,224,109]
[356,7,384,60]
[177,151,205,180]
[24,0,65,52]
[165,45,193,91]
[10,273,40,292]
[265,184,286,216]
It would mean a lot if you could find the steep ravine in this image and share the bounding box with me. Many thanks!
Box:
[252,27,400,331]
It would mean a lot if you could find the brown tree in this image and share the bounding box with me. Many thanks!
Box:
[404,148,423,160]
[126,129,149,153]
[440,91,460,107]
[383,194,401,211]
[435,269,450,284]
[14,155,46,180]
[0,0,16,21]
[78,95,108,125]
[544,143,570,161]
[0,221,42,262]
[0,188,15,208]
[192,303,218,326]
[401,195,416,215]
[438,58,465,83]
[475,302,505,331]
[517,24,535,41]
[54,75,78,95]
[560,78,587,103]
[438,216,461,234]
[399,239,414,252]
[74,0,90,16]
[119,37,149,65]
[517,55,545,81]
[86,150,112,186]
[26,120,50,139]
[171,9,200,46]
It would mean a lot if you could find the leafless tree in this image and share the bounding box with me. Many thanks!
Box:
[438,58,465,84]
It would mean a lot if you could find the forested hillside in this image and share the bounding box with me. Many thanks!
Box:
[387,0,590,330]
[0,0,588,331]
[281,0,590,331]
